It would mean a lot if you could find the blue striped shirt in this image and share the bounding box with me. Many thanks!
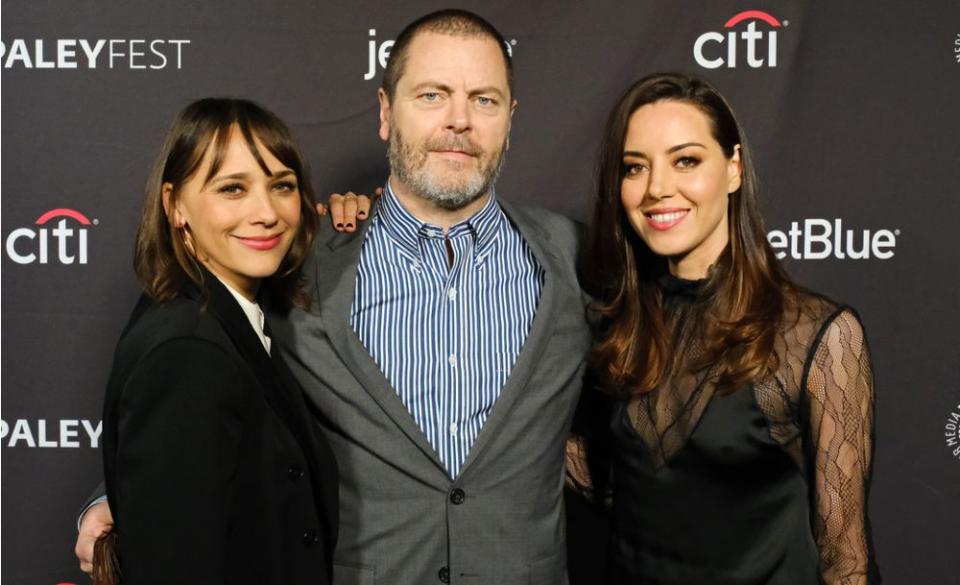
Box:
[350,184,544,478]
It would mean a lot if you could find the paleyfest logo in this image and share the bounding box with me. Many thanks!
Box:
[0,38,189,69]
[364,29,517,80]
[0,418,102,448]
[694,10,786,69]
[4,208,97,265]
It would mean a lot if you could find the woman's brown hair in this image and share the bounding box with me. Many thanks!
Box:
[583,72,794,396]
[134,97,318,311]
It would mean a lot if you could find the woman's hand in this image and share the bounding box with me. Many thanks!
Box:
[316,188,382,232]
[75,501,113,574]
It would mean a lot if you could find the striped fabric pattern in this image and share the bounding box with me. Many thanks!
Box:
[350,184,544,478]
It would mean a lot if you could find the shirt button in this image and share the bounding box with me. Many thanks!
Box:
[450,488,466,505]
[447,288,457,301]
[448,354,457,367]
[449,422,458,435]
[438,566,450,583]
[302,529,319,546]
[287,464,303,480]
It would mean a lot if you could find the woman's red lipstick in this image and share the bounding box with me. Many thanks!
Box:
[235,234,283,250]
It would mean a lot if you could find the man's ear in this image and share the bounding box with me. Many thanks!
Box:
[506,99,518,150]
[378,88,391,143]
[161,183,184,227]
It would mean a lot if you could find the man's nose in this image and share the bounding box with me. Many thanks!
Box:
[444,96,471,133]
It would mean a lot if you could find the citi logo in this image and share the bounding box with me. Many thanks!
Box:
[5,208,97,265]
[694,10,785,69]
[767,219,899,260]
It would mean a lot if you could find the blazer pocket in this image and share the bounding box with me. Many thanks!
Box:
[333,562,376,585]
[529,549,567,585]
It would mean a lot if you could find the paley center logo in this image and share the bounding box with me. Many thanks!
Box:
[766,219,900,260]
[5,208,98,265]
[694,10,786,69]
[364,29,517,80]
[0,418,102,448]
[946,403,960,461]
[0,38,189,69]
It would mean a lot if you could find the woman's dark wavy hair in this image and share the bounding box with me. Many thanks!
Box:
[134,97,318,311]
[583,72,794,396]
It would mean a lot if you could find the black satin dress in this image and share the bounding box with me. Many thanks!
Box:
[604,275,879,585]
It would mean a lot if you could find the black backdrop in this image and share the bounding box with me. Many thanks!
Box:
[3,1,959,583]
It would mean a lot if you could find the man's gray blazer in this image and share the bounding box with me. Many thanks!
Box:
[274,198,592,585]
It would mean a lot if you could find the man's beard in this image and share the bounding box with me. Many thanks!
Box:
[388,127,507,210]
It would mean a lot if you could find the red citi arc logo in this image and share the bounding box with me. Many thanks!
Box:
[694,10,784,69]
[5,208,96,265]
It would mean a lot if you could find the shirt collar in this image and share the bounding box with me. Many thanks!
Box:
[377,180,504,257]
[214,274,271,354]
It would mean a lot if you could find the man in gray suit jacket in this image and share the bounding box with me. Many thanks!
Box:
[288,11,592,584]
[77,9,591,585]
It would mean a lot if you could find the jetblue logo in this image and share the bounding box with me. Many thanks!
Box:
[364,29,517,81]
[767,219,899,260]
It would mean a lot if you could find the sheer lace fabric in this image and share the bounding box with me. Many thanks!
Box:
[567,279,877,585]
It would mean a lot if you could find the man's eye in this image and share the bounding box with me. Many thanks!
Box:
[421,92,440,102]
[477,96,495,106]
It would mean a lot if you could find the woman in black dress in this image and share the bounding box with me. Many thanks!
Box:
[568,73,878,584]
[97,98,337,584]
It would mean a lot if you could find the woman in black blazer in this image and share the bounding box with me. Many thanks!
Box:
[98,98,337,585]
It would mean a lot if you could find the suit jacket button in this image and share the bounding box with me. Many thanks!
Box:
[438,566,450,583]
[302,529,318,546]
[288,464,303,480]
[449,488,465,505]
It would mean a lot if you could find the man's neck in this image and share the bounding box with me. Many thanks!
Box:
[388,175,491,233]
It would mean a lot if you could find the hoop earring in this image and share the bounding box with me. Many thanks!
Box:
[177,224,198,258]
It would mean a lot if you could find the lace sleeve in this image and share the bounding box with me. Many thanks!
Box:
[804,308,877,585]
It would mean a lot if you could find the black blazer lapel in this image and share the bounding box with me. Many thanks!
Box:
[182,268,280,398]
[185,268,333,515]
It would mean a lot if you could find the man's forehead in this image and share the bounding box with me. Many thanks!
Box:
[401,32,509,88]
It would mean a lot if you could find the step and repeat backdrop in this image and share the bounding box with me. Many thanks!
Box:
[3,1,959,583]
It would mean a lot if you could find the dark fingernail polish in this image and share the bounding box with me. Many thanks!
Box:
[346,223,354,229]
[336,223,344,228]
[358,211,367,217]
